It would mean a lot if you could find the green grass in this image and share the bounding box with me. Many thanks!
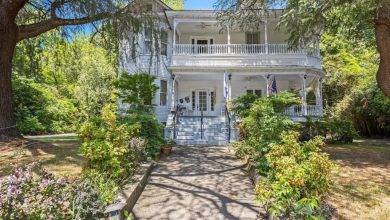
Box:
[0,135,85,179]
[324,140,390,220]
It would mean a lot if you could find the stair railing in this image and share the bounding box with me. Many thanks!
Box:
[200,110,204,140]
[172,104,179,140]
[225,105,231,143]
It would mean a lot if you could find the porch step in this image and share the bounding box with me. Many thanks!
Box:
[175,140,228,146]
[173,116,229,146]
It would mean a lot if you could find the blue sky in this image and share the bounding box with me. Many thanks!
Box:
[185,0,215,9]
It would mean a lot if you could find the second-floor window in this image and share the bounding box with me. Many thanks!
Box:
[161,30,168,56]
[160,80,167,106]
[246,32,260,44]
[144,28,152,54]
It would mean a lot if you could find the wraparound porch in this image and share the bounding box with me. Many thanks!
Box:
[169,72,324,118]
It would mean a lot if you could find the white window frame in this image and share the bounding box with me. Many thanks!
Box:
[161,30,168,56]
[160,80,168,106]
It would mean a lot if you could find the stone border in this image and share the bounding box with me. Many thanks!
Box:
[105,161,156,220]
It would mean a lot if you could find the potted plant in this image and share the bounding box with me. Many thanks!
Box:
[161,140,174,155]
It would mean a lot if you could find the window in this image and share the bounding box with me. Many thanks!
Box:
[246,32,260,44]
[161,30,168,56]
[131,37,137,60]
[160,80,167,106]
[210,91,215,111]
[192,91,196,110]
[144,28,152,54]
[246,89,262,97]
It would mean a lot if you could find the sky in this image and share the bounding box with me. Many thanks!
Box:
[185,0,216,10]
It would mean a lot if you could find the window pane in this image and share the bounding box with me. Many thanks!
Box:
[160,93,167,106]
[246,33,252,44]
[192,91,196,110]
[246,90,254,94]
[145,42,152,54]
[255,89,262,97]
[161,31,168,42]
[246,32,260,44]
[145,28,152,40]
[160,80,167,92]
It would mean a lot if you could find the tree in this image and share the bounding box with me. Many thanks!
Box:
[215,0,390,98]
[162,0,185,9]
[0,0,155,138]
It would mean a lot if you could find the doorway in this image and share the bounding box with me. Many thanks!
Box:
[197,40,208,54]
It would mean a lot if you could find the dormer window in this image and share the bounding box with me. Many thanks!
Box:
[246,32,260,44]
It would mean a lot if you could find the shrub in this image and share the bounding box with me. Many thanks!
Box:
[0,163,108,219]
[71,179,109,219]
[119,112,164,158]
[13,76,77,135]
[114,72,159,112]
[256,132,334,219]
[0,162,71,219]
[79,105,148,179]
[300,118,357,143]
[233,93,298,174]
[231,93,259,118]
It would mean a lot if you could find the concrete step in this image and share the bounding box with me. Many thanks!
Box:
[175,140,228,146]
[176,130,227,136]
[176,135,194,140]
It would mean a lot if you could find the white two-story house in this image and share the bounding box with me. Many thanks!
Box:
[119,0,324,145]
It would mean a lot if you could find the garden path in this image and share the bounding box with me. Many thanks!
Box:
[132,145,259,220]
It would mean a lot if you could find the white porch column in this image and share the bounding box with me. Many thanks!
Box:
[264,75,270,97]
[170,76,176,111]
[301,75,308,116]
[316,77,324,115]
[264,20,269,54]
[227,26,231,53]
[173,19,177,54]
[228,74,232,102]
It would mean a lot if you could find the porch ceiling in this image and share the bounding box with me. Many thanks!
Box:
[177,22,221,34]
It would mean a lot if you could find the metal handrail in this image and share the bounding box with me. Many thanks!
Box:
[172,104,179,140]
[225,105,231,143]
[200,110,204,140]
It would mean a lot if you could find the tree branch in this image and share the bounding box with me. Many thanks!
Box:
[1,0,30,18]
[17,11,119,41]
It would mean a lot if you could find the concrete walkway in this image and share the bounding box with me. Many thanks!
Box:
[132,145,259,220]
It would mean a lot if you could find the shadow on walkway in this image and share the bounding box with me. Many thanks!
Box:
[132,145,259,220]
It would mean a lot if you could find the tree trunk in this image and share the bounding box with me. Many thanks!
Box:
[0,17,20,138]
[376,1,390,98]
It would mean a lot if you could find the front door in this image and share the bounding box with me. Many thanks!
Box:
[196,90,209,116]
[197,40,208,54]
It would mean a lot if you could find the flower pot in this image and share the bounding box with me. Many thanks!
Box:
[162,145,172,155]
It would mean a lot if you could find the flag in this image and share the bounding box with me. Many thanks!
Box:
[269,76,277,95]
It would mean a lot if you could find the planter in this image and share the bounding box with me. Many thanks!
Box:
[161,145,172,155]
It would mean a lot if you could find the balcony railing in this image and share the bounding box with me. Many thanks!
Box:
[284,105,323,117]
[174,44,320,57]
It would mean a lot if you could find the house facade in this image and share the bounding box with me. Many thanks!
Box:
[119,0,324,145]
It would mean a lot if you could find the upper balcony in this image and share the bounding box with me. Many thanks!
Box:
[166,11,322,70]
[172,44,321,69]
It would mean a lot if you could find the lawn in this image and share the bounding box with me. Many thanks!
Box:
[0,135,85,179]
[324,140,390,220]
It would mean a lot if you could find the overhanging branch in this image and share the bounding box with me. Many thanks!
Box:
[17,11,120,41]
